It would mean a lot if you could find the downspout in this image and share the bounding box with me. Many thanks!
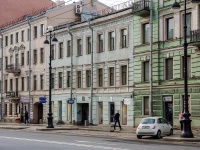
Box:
[67,24,73,124]
[0,29,3,121]
[27,16,31,121]
[150,0,153,117]
[88,17,93,125]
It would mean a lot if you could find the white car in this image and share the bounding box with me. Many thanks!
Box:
[136,117,173,139]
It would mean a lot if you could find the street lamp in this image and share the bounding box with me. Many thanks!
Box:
[172,0,200,138]
[44,25,58,128]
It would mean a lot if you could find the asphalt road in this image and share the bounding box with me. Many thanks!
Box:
[0,129,199,150]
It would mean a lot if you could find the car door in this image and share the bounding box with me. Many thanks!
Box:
[163,118,171,134]
[157,118,165,135]
[160,118,169,135]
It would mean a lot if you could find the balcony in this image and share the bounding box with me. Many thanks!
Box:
[5,64,21,76]
[190,29,200,54]
[132,0,150,16]
[6,91,19,99]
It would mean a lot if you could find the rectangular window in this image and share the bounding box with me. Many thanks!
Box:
[21,77,24,91]
[40,24,44,36]
[109,67,114,86]
[59,72,63,88]
[67,71,71,87]
[5,80,7,92]
[182,56,191,78]
[77,71,81,88]
[143,23,150,44]
[51,45,55,60]
[86,70,91,87]
[122,65,127,85]
[27,51,29,65]
[34,26,37,38]
[166,58,173,80]
[21,53,24,66]
[51,73,54,89]
[27,77,29,91]
[10,34,13,45]
[109,32,115,50]
[121,29,127,48]
[143,61,149,81]
[143,97,149,115]
[40,48,44,63]
[167,18,174,40]
[87,37,91,54]
[77,39,82,56]
[67,40,71,57]
[98,34,103,52]
[21,30,24,42]
[10,55,13,64]
[10,79,13,91]
[27,28,30,41]
[98,68,103,87]
[33,49,37,64]
[34,75,37,90]
[5,36,8,46]
[40,75,43,90]
[4,104,7,116]
[16,32,19,43]
[59,42,63,58]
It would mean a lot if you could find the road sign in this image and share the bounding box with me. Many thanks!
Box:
[39,97,46,103]
[68,99,74,104]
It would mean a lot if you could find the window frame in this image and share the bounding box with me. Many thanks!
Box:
[109,67,114,86]
[33,75,37,90]
[121,28,128,48]
[143,96,149,115]
[33,49,37,64]
[51,73,55,89]
[77,71,82,88]
[34,26,38,39]
[165,58,173,80]
[108,31,115,50]
[58,42,63,59]
[16,32,19,43]
[86,70,91,87]
[58,72,63,88]
[87,37,91,54]
[98,34,104,52]
[10,34,13,45]
[143,23,150,44]
[21,52,24,66]
[40,48,44,63]
[98,68,103,87]
[77,39,82,56]
[21,30,24,42]
[121,65,127,85]
[166,17,174,40]
[143,61,149,82]
[67,40,71,57]
[40,75,44,90]
[40,24,45,37]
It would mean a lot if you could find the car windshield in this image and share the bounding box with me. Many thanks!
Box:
[141,118,155,124]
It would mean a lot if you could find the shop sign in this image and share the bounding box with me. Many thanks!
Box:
[124,98,131,105]
[163,97,172,102]
[20,97,30,103]
[39,97,46,103]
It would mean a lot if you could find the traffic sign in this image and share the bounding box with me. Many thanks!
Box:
[68,99,74,104]
[39,97,46,103]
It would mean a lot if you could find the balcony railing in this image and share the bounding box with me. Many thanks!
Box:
[5,64,21,75]
[132,0,150,16]
[6,91,18,97]
[190,29,200,45]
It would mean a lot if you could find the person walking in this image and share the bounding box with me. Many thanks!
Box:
[179,111,183,131]
[24,111,29,125]
[114,110,122,130]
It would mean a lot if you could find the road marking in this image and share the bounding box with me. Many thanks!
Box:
[0,136,129,150]
[75,140,117,146]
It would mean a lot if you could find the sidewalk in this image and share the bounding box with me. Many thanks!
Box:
[0,122,200,143]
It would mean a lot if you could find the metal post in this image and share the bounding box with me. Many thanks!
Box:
[27,16,31,121]
[88,18,93,125]
[149,0,153,117]
[67,24,73,123]
[0,29,3,121]
[180,0,193,138]
[47,31,54,128]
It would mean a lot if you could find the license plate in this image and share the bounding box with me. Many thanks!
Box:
[142,126,150,129]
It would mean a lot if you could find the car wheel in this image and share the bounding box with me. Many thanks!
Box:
[157,130,161,139]
[137,135,142,139]
[168,129,173,136]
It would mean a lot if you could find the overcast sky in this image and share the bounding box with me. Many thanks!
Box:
[52,0,132,7]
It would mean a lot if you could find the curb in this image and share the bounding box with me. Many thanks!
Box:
[163,136,200,142]
[36,128,79,131]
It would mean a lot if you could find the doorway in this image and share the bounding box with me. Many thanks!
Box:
[109,102,115,123]
[122,101,127,125]
[98,102,103,124]
[77,103,89,125]
[163,96,173,125]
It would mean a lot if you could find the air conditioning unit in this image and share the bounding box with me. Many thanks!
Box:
[76,4,82,14]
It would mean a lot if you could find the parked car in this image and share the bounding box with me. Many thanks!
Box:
[136,117,173,139]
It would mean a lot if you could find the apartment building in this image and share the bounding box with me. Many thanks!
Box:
[47,1,134,126]
[132,0,200,127]
[0,0,109,123]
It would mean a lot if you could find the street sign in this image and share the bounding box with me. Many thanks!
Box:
[68,99,74,104]
[39,97,46,103]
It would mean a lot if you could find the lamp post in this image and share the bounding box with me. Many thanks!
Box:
[44,25,58,128]
[172,0,200,138]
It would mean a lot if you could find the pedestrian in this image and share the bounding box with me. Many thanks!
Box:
[25,111,29,125]
[179,111,183,131]
[114,110,122,130]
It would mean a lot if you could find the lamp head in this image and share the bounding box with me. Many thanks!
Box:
[44,39,49,44]
[47,25,54,32]
[172,1,180,9]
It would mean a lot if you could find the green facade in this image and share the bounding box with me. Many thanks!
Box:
[133,0,200,128]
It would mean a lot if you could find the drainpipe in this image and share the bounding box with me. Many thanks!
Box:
[88,17,93,125]
[27,16,31,121]
[67,24,73,124]
[150,0,153,117]
[0,29,3,121]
